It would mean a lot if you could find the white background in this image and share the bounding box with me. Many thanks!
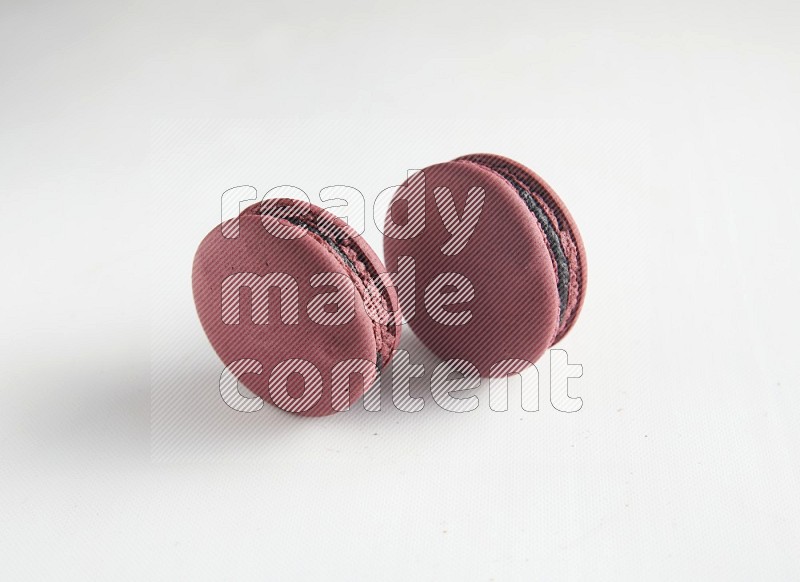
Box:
[1,0,799,580]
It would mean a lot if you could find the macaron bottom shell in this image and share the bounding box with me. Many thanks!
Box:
[454,153,587,341]
[193,201,400,416]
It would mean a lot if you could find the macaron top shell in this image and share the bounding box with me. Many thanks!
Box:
[193,199,400,416]
[453,153,587,341]
[383,160,563,376]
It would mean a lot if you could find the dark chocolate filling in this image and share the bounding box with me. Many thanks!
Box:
[260,209,394,371]
[468,163,570,321]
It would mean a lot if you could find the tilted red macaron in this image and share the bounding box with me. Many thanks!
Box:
[383,153,586,377]
[193,199,401,416]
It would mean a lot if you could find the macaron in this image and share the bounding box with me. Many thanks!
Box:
[383,153,586,377]
[193,199,401,416]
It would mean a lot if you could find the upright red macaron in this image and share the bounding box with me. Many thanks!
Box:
[193,199,401,416]
[383,154,586,377]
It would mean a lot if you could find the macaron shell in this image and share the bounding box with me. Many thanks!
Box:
[193,210,388,416]
[240,200,403,364]
[454,153,587,342]
[383,161,561,377]
[325,214,403,362]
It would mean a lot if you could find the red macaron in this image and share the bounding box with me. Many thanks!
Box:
[383,153,586,377]
[193,199,401,416]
